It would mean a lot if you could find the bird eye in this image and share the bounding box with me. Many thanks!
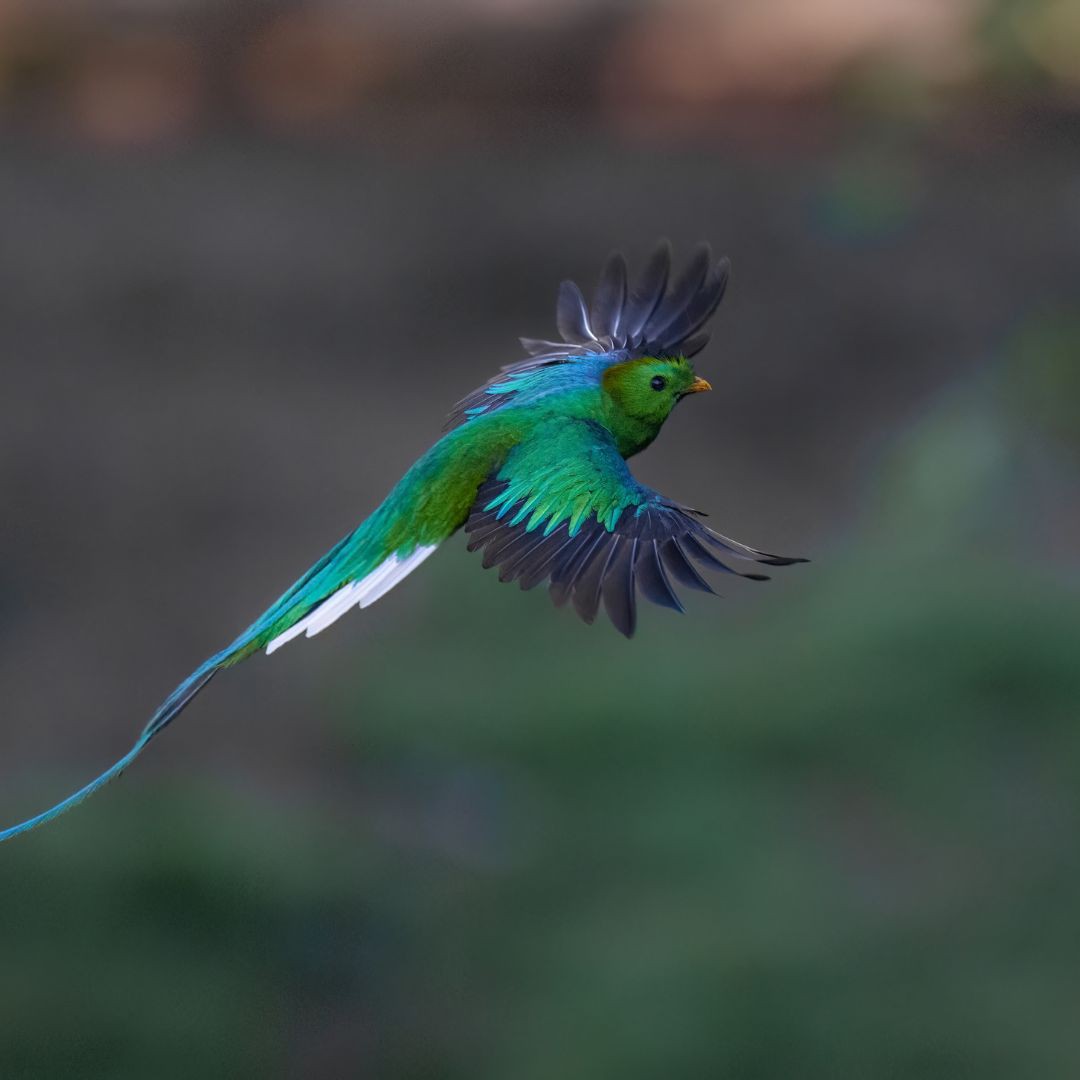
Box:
[650,376,667,391]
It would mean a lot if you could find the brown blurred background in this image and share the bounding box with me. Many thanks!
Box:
[1,1,1079,1077]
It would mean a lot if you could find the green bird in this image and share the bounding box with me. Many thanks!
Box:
[0,241,805,843]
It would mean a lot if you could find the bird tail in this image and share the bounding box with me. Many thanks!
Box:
[0,661,220,843]
[0,427,482,844]
[0,536,355,844]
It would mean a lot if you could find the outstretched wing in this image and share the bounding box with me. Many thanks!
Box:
[464,419,804,636]
[448,241,729,427]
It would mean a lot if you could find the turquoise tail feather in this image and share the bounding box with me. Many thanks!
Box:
[0,515,372,844]
[0,661,221,844]
[0,423,483,844]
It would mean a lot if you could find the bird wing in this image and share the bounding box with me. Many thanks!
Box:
[464,419,804,636]
[447,241,729,428]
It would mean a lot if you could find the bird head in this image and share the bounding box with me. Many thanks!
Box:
[601,355,712,450]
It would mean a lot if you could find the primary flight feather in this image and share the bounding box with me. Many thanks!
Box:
[0,241,805,843]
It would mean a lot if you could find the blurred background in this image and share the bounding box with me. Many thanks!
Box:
[1,0,1079,1076]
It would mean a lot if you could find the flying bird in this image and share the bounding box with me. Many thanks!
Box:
[0,241,805,843]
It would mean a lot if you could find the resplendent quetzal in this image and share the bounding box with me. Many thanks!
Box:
[1,241,805,843]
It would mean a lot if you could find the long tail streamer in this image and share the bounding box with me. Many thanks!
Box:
[0,660,221,843]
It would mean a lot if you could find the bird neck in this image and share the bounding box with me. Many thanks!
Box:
[599,399,664,458]
[522,387,663,459]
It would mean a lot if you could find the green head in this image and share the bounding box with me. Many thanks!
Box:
[600,355,712,456]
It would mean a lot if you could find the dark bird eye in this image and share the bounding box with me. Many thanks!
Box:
[650,376,667,391]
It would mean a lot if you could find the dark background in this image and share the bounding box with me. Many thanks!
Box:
[1,1,1079,1077]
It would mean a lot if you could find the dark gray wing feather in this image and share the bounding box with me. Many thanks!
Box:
[447,241,733,429]
[622,240,672,343]
[465,478,805,638]
[642,243,712,344]
[556,280,596,343]
[590,252,628,341]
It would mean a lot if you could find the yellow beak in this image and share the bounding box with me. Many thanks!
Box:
[686,376,712,394]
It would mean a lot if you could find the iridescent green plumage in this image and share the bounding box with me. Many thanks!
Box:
[0,241,805,843]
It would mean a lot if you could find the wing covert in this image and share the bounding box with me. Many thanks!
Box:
[464,421,804,636]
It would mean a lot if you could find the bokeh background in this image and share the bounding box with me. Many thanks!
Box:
[1,1,1079,1076]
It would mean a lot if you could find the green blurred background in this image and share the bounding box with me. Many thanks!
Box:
[1,1,1079,1076]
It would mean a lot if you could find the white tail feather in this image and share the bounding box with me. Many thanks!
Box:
[265,545,438,655]
[359,545,437,608]
[301,581,362,637]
